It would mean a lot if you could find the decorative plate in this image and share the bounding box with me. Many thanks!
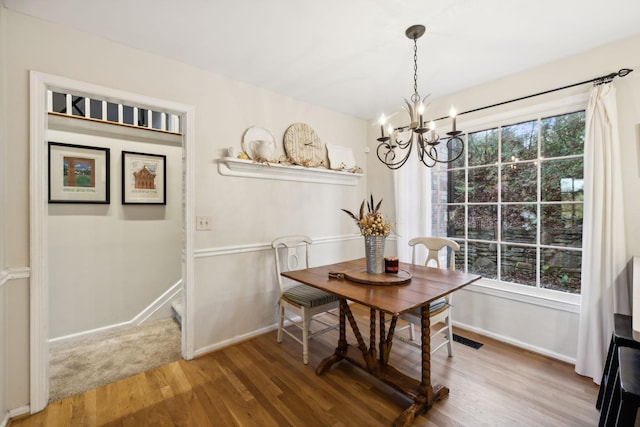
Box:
[242,126,276,161]
[283,123,324,167]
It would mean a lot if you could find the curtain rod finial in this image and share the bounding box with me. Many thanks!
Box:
[618,68,633,77]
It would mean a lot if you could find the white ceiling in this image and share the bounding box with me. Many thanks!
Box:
[5,0,640,120]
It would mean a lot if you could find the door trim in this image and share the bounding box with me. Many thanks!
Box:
[29,71,196,412]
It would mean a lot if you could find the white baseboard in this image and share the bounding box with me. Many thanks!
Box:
[193,313,320,358]
[48,319,131,345]
[194,324,278,357]
[453,321,575,364]
[3,405,30,426]
[132,280,182,325]
[49,280,182,345]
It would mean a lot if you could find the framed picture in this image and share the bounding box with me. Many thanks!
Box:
[121,151,166,205]
[48,142,110,204]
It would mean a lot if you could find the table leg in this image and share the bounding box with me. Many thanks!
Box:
[394,304,450,426]
[379,311,386,364]
[420,304,436,403]
[344,302,376,370]
[316,298,348,375]
[379,311,398,365]
[368,308,377,367]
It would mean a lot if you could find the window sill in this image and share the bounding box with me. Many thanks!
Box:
[462,278,581,313]
[217,157,363,186]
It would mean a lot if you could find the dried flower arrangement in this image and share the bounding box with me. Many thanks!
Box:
[342,194,392,237]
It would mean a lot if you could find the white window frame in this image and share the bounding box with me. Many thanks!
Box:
[434,93,589,310]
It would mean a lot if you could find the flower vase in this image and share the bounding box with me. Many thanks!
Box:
[364,235,386,274]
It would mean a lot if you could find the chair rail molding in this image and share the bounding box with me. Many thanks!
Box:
[194,234,366,259]
[0,267,30,288]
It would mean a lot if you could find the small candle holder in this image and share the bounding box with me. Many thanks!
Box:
[384,256,399,274]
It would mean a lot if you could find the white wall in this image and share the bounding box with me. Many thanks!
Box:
[46,128,182,339]
[0,282,7,426]
[3,9,369,410]
[7,6,638,414]
[3,277,28,411]
[369,34,640,362]
[0,3,10,423]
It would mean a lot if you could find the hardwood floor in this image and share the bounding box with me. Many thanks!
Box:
[10,304,600,426]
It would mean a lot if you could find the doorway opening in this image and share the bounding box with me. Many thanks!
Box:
[29,71,195,412]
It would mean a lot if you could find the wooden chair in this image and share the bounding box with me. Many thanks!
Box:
[272,235,339,364]
[396,237,460,356]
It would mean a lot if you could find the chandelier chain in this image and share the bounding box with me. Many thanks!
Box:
[411,37,419,103]
[376,24,466,169]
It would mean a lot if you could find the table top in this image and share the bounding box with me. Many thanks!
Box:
[282,258,481,315]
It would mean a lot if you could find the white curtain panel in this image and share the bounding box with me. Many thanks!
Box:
[575,83,629,383]
[393,152,432,264]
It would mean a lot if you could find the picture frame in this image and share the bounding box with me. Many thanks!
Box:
[48,141,110,204]
[121,151,166,205]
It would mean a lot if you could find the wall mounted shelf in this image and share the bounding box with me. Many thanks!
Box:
[217,157,362,186]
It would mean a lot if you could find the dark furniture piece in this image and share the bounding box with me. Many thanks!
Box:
[600,347,640,426]
[598,313,640,426]
[282,258,481,426]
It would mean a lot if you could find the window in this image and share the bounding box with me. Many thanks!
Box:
[48,91,182,134]
[431,109,585,294]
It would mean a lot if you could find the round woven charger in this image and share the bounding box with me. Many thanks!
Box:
[283,123,324,167]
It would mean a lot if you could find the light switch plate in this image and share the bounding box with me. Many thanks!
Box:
[196,216,211,231]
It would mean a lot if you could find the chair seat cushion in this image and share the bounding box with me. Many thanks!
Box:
[283,284,338,308]
[406,298,448,316]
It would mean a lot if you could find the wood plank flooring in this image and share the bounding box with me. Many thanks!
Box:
[10,304,600,426]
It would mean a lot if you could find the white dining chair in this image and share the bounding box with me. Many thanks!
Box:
[272,235,339,364]
[396,237,460,356]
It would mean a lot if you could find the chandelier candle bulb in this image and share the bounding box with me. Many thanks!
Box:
[449,107,457,132]
[429,121,436,140]
[380,114,386,138]
[418,103,425,128]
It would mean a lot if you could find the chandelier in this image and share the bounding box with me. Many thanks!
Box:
[376,25,464,169]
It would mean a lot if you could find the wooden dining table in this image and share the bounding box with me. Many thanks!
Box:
[282,257,481,427]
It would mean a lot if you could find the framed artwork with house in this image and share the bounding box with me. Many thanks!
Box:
[121,151,166,205]
[48,141,110,204]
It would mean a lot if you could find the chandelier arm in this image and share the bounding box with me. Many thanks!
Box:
[418,139,438,168]
[445,136,465,163]
[416,135,437,168]
[376,139,414,170]
[393,128,413,149]
[422,136,465,165]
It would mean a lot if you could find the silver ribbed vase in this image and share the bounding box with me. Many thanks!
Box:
[364,235,386,274]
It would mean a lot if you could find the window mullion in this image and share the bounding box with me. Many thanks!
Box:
[536,118,542,290]
[497,126,502,282]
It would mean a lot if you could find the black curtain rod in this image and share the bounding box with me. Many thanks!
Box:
[432,68,634,122]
